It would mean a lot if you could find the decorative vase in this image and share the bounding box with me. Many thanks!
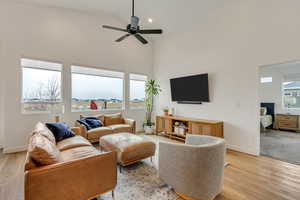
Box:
[144,125,154,134]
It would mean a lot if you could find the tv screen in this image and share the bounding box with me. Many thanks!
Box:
[170,73,209,103]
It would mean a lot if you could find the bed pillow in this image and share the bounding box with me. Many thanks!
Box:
[46,123,76,142]
[260,107,267,116]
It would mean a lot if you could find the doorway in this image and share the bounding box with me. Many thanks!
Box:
[259,61,300,165]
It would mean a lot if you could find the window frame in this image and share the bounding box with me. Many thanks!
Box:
[129,73,148,110]
[21,58,63,115]
[260,77,273,83]
[282,81,300,110]
[71,65,125,112]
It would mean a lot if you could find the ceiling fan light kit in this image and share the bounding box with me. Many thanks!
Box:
[102,0,163,45]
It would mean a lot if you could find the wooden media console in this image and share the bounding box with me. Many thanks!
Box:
[156,115,224,142]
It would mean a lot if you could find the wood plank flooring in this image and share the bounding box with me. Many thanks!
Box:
[219,150,300,200]
[0,150,26,200]
[1,136,300,200]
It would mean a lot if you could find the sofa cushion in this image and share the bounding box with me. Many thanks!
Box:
[32,122,56,144]
[60,146,101,162]
[104,113,124,126]
[108,124,132,133]
[87,127,113,140]
[46,123,76,142]
[57,135,92,151]
[28,134,61,166]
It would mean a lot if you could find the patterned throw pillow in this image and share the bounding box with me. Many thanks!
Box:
[28,134,61,166]
[32,122,56,144]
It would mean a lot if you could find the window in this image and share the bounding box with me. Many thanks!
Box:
[283,81,300,109]
[261,77,273,83]
[129,74,147,109]
[72,66,124,111]
[22,58,62,114]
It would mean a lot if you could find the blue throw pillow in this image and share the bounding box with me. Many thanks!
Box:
[77,119,92,130]
[77,117,104,130]
[86,118,103,129]
[46,123,76,142]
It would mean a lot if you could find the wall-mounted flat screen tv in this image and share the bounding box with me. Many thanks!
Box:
[170,73,209,104]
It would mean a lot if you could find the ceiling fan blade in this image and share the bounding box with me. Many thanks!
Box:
[135,34,148,44]
[139,29,163,34]
[102,25,127,32]
[116,34,131,42]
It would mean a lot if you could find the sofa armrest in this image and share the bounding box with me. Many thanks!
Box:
[74,122,88,138]
[70,127,81,136]
[124,118,136,133]
[25,151,117,200]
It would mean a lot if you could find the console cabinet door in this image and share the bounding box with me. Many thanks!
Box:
[156,117,172,134]
[191,122,212,136]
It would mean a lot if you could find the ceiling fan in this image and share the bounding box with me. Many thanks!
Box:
[102,0,163,45]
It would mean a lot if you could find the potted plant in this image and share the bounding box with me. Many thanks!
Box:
[144,80,161,134]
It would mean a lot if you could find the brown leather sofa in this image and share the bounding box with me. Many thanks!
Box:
[76,113,136,143]
[24,122,117,200]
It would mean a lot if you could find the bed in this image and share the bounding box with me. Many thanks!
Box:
[260,103,275,129]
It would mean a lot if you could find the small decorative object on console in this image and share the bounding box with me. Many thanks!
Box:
[168,107,175,116]
[163,107,169,116]
[174,122,187,137]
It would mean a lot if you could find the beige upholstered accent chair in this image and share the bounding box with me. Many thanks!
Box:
[159,135,226,200]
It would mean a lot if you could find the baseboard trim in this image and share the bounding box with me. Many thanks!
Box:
[136,130,145,134]
[3,145,27,154]
[226,144,259,156]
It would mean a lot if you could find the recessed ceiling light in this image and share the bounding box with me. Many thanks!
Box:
[148,18,153,23]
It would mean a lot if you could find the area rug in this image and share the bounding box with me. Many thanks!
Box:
[99,161,179,200]
[260,130,300,165]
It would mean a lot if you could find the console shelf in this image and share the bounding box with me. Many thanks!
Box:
[156,115,224,142]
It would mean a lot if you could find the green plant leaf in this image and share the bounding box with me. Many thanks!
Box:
[145,79,161,124]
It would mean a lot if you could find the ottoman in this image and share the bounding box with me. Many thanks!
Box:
[100,133,156,166]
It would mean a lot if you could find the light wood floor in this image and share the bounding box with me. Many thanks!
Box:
[1,136,300,200]
[0,150,26,200]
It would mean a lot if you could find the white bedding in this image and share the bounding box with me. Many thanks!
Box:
[260,115,273,128]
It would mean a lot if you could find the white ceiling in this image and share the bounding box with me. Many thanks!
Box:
[7,0,222,33]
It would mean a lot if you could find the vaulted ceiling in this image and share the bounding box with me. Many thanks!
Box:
[7,0,222,33]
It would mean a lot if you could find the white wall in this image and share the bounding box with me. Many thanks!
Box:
[0,41,4,148]
[0,2,153,152]
[153,0,300,155]
[260,62,300,115]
